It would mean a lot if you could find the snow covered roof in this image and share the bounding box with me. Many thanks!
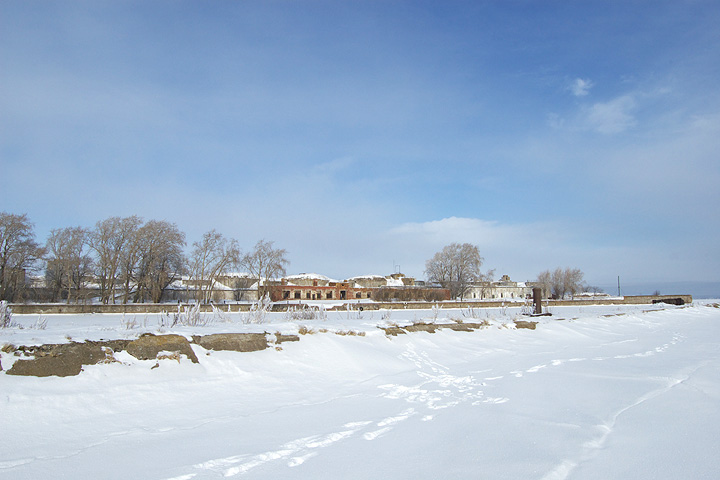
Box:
[210,281,233,291]
[219,272,255,278]
[166,279,185,290]
[284,273,337,282]
[346,274,386,281]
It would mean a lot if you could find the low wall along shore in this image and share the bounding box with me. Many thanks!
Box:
[8,294,693,315]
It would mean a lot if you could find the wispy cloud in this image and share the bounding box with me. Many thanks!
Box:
[589,111,720,211]
[549,93,638,134]
[385,216,716,285]
[570,77,593,97]
[584,94,637,134]
[315,156,357,173]
[389,217,532,249]
[386,217,585,281]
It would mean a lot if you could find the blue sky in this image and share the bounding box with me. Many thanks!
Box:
[2,0,719,291]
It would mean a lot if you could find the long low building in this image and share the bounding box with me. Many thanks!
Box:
[266,272,449,302]
[268,280,373,301]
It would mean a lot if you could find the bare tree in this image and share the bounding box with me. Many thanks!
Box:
[89,216,142,304]
[474,269,496,299]
[0,212,43,301]
[45,227,94,303]
[133,220,186,303]
[241,240,289,298]
[536,270,552,299]
[189,230,241,303]
[563,268,585,298]
[536,267,585,299]
[44,233,67,303]
[424,243,487,300]
[118,224,144,304]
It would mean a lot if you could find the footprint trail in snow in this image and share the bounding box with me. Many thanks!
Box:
[176,326,685,478]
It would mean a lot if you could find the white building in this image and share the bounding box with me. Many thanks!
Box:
[466,275,534,301]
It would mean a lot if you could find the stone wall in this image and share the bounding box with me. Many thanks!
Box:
[7,294,693,315]
[8,303,254,314]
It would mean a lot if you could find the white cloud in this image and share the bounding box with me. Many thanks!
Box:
[390,217,529,248]
[315,156,356,173]
[386,217,586,281]
[589,110,720,215]
[570,78,594,97]
[584,95,637,134]
[549,92,637,135]
[546,112,565,130]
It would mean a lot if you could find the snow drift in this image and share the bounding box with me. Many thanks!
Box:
[1,302,719,479]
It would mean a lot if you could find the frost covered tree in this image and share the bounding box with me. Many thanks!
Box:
[45,227,94,303]
[424,243,487,300]
[189,230,241,303]
[536,267,585,299]
[241,240,289,298]
[89,216,142,304]
[0,212,43,301]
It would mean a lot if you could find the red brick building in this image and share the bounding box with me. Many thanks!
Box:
[267,279,374,302]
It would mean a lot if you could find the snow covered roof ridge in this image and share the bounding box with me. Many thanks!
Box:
[346,274,387,280]
[220,272,255,278]
[284,273,337,282]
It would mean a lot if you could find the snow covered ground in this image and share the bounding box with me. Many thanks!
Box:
[2,301,719,479]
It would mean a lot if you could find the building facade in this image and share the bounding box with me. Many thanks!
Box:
[465,275,535,301]
[268,279,374,302]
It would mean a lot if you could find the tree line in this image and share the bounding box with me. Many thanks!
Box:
[535,267,594,299]
[423,242,591,300]
[2,212,591,304]
[0,212,288,303]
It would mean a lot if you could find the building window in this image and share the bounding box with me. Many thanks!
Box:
[326,292,333,299]
[283,291,290,299]
[294,291,301,299]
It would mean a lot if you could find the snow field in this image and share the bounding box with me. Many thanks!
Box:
[1,302,719,479]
